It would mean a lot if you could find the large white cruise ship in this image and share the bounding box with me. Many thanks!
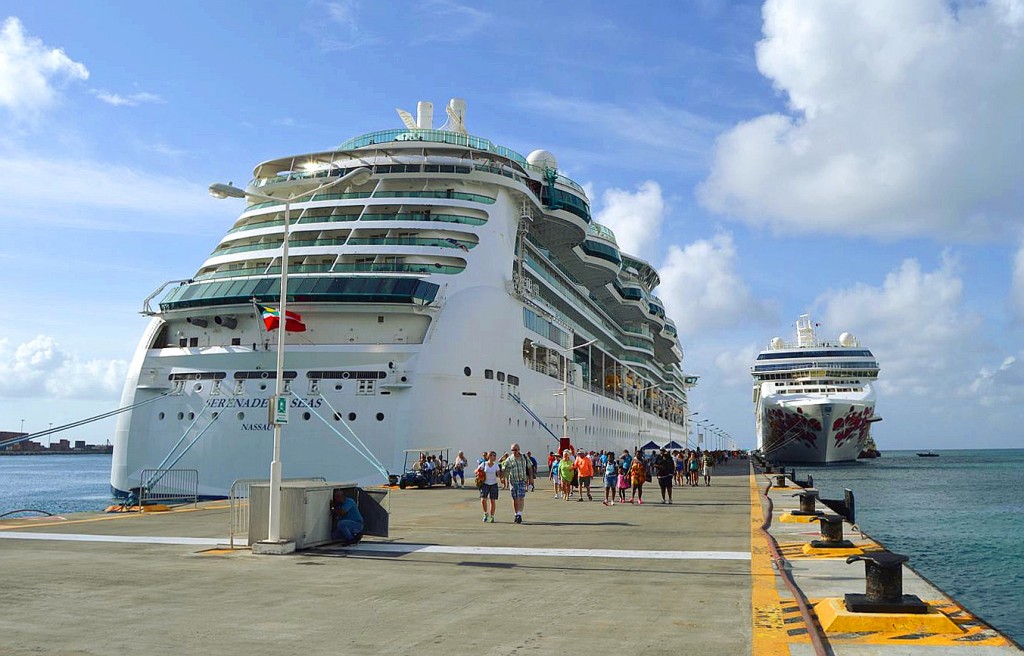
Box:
[751,315,880,464]
[111,98,696,498]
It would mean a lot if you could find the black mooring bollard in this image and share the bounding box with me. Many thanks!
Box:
[809,515,854,548]
[844,552,927,614]
[791,490,822,516]
[774,474,787,487]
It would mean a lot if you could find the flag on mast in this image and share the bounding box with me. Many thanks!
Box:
[261,306,306,332]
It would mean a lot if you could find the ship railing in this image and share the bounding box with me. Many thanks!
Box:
[138,469,199,509]
[227,477,326,549]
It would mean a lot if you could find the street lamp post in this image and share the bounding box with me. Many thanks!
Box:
[209,167,371,553]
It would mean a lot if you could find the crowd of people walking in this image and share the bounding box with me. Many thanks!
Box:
[435,444,731,524]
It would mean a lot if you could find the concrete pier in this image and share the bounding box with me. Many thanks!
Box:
[0,459,1019,655]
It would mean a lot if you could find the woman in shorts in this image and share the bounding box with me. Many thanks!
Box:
[452,451,467,488]
[476,451,500,522]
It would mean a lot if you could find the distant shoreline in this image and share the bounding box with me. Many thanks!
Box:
[0,449,112,457]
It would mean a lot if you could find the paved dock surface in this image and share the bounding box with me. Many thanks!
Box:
[3,460,1020,655]
[0,460,752,656]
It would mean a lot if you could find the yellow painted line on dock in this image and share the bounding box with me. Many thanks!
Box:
[0,502,230,531]
[750,470,808,653]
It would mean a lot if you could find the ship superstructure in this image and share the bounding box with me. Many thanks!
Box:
[751,315,880,464]
[111,99,696,497]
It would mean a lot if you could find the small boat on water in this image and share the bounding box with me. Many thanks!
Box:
[917,451,939,457]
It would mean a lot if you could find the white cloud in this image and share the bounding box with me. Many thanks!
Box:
[93,89,163,107]
[657,232,773,337]
[713,343,761,387]
[965,354,1024,406]
[593,181,665,261]
[313,0,383,51]
[517,91,724,165]
[0,17,89,115]
[0,336,127,400]
[699,0,1024,240]
[816,253,979,396]
[411,1,492,44]
[0,149,225,235]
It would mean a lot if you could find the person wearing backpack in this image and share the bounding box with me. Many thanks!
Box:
[476,451,500,523]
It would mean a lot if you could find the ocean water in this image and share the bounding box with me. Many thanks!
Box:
[2,451,1021,643]
[0,454,114,518]
[791,449,1023,645]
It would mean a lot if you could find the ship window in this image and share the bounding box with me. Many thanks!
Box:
[189,337,199,347]
[158,412,165,420]
[508,375,519,386]
[378,315,385,323]
[497,372,505,382]
[302,412,311,421]
[485,369,493,380]
[231,338,241,346]
[463,366,472,377]
[376,412,384,421]
[348,412,357,421]
[177,412,184,420]
[237,412,245,420]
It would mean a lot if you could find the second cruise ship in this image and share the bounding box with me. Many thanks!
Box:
[751,315,880,464]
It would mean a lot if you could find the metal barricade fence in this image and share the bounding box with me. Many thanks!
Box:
[139,469,199,508]
[228,477,327,549]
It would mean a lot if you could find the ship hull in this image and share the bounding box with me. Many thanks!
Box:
[756,396,874,464]
[111,324,683,498]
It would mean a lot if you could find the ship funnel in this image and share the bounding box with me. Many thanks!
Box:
[417,101,433,129]
[443,98,467,134]
[214,315,237,329]
[186,317,208,328]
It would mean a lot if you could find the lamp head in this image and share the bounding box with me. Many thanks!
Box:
[208,182,246,199]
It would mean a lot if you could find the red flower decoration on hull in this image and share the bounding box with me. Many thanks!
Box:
[764,406,821,451]
[832,406,874,449]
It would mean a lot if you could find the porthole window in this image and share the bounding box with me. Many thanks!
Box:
[333,412,342,421]
[335,384,343,391]
[303,412,311,421]
[237,412,245,421]
[193,383,203,392]
[177,412,184,421]
[259,384,268,391]
[463,366,472,377]
[212,412,219,419]
[158,412,165,420]
[348,412,357,421]
[188,412,195,420]
[376,412,384,421]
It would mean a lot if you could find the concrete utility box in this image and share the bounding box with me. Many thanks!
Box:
[249,482,389,550]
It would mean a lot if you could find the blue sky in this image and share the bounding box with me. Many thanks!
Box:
[2,1,1023,450]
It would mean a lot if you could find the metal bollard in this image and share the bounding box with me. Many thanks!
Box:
[791,490,822,516]
[845,552,927,613]
[774,474,787,487]
[809,515,854,548]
